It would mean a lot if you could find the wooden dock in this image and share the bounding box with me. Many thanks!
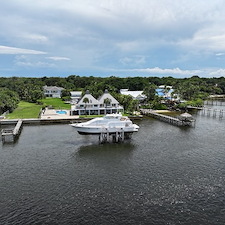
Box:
[140,109,195,126]
[200,107,224,119]
[1,119,23,143]
[204,99,225,106]
[187,106,203,110]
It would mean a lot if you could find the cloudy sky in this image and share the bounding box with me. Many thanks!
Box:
[1,0,225,78]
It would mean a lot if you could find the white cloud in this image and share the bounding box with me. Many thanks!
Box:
[125,67,225,78]
[0,45,46,55]
[16,61,55,68]
[216,53,225,56]
[179,25,225,52]
[120,56,146,66]
[131,67,201,76]
[208,69,225,77]
[47,56,71,61]
[20,34,48,43]
[14,55,55,68]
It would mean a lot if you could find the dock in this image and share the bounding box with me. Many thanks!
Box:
[187,106,203,110]
[200,107,224,119]
[140,109,195,126]
[1,119,23,143]
[204,99,225,106]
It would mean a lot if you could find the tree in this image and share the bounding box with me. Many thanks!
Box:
[83,97,89,115]
[143,84,157,102]
[0,88,20,114]
[104,98,111,108]
[177,82,200,100]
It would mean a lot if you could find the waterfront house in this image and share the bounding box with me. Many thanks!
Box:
[43,86,64,98]
[71,90,124,115]
[120,89,146,102]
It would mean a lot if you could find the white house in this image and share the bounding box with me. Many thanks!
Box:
[71,90,124,115]
[120,89,146,101]
[70,91,82,104]
[43,86,64,98]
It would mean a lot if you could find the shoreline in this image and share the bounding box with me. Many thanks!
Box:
[0,115,143,126]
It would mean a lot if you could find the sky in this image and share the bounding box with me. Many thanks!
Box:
[1,0,225,78]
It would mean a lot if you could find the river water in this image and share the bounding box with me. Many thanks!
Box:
[0,107,225,225]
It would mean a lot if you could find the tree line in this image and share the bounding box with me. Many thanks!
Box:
[0,75,225,114]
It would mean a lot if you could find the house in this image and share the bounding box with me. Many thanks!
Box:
[156,85,174,99]
[70,91,82,104]
[120,89,146,101]
[43,86,64,98]
[71,90,124,115]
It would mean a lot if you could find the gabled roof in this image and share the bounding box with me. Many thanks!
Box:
[78,93,99,105]
[43,85,64,91]
[98,92,119,104]
[120,90,145,98]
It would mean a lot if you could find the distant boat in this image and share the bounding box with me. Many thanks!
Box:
[70,114,139,135]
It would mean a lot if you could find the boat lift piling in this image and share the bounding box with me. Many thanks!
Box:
[99,128,129,144]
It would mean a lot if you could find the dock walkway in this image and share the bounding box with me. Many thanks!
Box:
[140,109,195,126]
[1,119,23,143]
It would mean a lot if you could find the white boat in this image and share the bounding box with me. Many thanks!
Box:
[70,114,139,135]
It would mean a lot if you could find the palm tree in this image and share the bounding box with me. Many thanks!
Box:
[104,98,111,108]
[104,98,111,114]
[83,97,89,115]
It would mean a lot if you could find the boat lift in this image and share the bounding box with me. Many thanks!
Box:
[99,127,132,143]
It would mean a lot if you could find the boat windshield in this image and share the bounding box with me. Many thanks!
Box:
[105,116,120,120]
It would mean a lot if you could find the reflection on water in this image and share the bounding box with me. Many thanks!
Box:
[76,142,135,157]
[1,109,225,224]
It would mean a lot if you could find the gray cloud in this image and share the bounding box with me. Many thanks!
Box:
[1,0,225,77]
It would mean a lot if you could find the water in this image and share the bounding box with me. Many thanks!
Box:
[1,110,225,224]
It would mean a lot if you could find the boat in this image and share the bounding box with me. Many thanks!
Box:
[70,113,139,135]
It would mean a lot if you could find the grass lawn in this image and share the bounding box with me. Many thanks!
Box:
[39,98,71,110]
[6,101,42,119]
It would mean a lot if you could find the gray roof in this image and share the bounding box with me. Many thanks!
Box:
[120,90,146,99]
[78,93,99,105]
[43,86,64,91]
[98,92,119,104]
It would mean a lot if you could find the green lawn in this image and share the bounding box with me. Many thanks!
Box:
[6,101,42,119]
[6,98,71,119]
[39,98,71,110]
